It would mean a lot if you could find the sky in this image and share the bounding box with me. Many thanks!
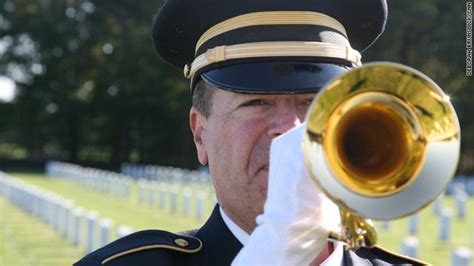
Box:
[0,76,16,102]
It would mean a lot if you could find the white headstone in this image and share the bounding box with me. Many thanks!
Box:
[439,209,452,241]
[86,211,100,253]
[148,182,157,207]
[137,179,147,204]
[0,176,4,196]
[117,225,133,239]
[72,208,84,246]
[170,188,178,214]
[466,178,474,196]
[62,201,74,238]
[451,247,472,266]
[124,179,132,198]
[196,191,206,221]
[99,218,113,247]
[454,182,466,198]
[408,214,419,235]
[183,188,192,216]
[39,196,48,223]
[159,184,167,210]
[32,191,43,218]
[455,192,467,220]
[52,197,63,232]
[400,236,419,259]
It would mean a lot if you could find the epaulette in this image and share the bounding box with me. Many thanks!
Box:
[370,244,430,265]
[74,230,202,266]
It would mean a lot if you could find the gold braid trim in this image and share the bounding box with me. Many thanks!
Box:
[196,11,348,54]
[184,41,361,79]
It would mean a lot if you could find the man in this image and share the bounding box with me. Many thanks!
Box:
[75,0,428,265]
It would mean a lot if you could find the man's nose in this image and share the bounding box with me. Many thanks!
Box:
[267,102,302,139]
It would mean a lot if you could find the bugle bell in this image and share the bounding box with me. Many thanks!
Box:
[302,62,461,249]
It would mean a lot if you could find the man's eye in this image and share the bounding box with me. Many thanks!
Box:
[243,99,268,107]
[300,98,313,106]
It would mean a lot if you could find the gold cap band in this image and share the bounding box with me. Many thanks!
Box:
[196,11,348,54]
[184,41,362,79]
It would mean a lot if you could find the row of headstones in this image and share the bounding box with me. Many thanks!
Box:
[46,161,216,220]
[379,190,473,265]
[47,161,214,199]
[126,164,215,220]
[393,185,471,241]
[121,163,211,185]
[0,172,133,254]
[136,179,214,221]
[381,205,467,242]
[400,236,472,265]
[433,191,469,221]
[447,176,474,196]
[46,161,133,198]
[1,171,470,263]
[121,163,474,195]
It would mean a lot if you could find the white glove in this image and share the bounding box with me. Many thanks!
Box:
[232,123,340,266]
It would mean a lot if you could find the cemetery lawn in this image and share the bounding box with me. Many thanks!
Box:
[374,195,474,265]
[9,172,211,233]
[6,172,214,264]
[0,197,84,266]
[4,172,474,265]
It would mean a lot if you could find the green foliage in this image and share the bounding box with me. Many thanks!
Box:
[0,0,196,167]
[0,143,27,159]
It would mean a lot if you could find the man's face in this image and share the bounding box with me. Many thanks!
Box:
[190,88,315,233]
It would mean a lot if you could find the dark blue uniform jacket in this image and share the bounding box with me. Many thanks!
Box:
[74,205,428,265]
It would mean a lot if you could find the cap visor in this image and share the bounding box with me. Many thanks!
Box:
[199,60,351,94]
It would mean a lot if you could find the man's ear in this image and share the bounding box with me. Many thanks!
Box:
[189,107,209,165]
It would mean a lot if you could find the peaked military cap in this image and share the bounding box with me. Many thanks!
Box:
[152,0,387,94]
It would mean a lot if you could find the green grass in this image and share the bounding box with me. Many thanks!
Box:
[2,172,216,264]
[2,172,474,265]
[374,197,474,265]
[0,198,84,266]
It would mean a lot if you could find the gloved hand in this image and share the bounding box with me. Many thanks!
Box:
[232,123,340,266]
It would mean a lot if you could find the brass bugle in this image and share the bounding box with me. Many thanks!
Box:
[302,62,461,250]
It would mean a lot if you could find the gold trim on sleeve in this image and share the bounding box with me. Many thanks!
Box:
[196,11,348,54]
[185,41,361,79]
[101,237,203,264]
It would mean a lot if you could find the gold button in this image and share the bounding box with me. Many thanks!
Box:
[183,64,191,78]
[174,238,189,247]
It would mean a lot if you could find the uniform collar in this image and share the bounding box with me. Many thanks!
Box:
[322,240,345,266]
[219,206,250,246]
[219,205,343,265]
[194,204,243,265]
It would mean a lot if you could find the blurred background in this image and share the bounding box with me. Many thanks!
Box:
[0,0,473,265]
